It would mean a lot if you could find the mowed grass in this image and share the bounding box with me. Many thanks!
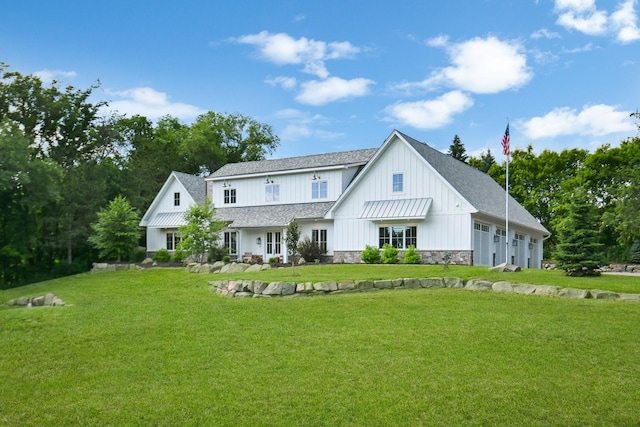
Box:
[1,266,640,426]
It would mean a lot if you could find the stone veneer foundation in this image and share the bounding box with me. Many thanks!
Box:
[332,250,473,265]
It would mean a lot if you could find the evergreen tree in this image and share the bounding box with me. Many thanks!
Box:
[88,196,141,262]
[447,135,468,163]
[469,149,496,173]
[629,240,640,264]
[552,187,604,276]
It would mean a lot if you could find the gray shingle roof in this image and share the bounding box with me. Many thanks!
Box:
[398,131,549,235]
[173,171,206,204]
[215,202,334,228]
[208,148,378,178]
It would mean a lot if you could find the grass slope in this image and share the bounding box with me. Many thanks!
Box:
[1,267,640,426]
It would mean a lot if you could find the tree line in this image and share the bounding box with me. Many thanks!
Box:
[0,64,279,288]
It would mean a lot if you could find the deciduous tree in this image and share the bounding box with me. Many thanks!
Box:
[88,196,141,262]
[177,198,224,263]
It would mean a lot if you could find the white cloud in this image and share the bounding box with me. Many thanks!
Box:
[234,31,360,78]
[553,0,640,42]
[561,42,595,53]
[394,36,532,94]
[274,108,342,141]
[265,76,297,90]
[102,87,205,121]
[611,0,640,43]
[519,104,635,139]
[295,76,374,106]
[33,69,77,84]
[531,28,562,39]
[383,90,474,130]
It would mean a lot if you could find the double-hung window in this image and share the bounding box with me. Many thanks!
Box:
[392,173,403,192]
[174,192,180,206]
[265,184,280,202]
[311,181,328,199]
[224,188,236,204]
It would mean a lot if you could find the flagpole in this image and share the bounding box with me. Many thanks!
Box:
[501,123,510,265]
[505,153,509,265]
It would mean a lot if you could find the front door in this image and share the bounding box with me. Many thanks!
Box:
[265,231,282,261]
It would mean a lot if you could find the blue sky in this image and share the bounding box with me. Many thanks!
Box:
[2,0,639,159]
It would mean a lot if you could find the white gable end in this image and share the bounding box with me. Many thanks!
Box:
[330,134,473,252]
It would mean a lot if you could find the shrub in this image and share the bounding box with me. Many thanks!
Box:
[403,246,421,264]
[268,257,278,264]
[297,236,321,262]
[629,240,640,264]
[208,245,227,262]
[222,255,231,263]
[442,251,452,271]
[381,244,399,264]
[133,246,147,263]
[361,245,381,264]
[172,248,185,263]
[153,248,171,262]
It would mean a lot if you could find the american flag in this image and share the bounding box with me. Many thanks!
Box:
[501,124,510,157]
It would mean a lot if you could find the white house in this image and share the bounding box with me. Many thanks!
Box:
[141,130,550,268]
[139,171,206,254]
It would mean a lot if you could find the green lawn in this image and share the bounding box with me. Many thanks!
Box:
[1,266,640,426]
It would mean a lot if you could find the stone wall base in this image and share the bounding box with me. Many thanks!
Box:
[332,250,473,265]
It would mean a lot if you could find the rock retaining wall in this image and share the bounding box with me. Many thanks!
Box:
[211,277,640,301]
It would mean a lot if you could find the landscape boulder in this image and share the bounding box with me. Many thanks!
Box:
[465,279,493,291]
[489,262,521,273]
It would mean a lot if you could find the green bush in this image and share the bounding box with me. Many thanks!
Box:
[628,240,640,264]
[208,245,227,262]
[382,244,399,264]
[222,255,231,263]
[153,248,171,262]
[403,246,421,264]
[297,236,321,262]
[172,248,185,263]
[361,245,381,264]
[133,246,147,263]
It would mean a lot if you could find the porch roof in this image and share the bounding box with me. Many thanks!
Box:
[359,198,432,221]
[147,212,185,228]
[215,202,334,228]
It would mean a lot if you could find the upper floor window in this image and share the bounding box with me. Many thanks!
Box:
[174,192,180,206]
[392,173,404,192]
[312,181,328,199]
[265,184,280,202]
[224,188,236,204]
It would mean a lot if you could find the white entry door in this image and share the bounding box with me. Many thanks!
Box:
[265,231,282,260]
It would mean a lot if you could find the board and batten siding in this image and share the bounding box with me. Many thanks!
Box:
[331,136,473,252]
[212,168,361,208]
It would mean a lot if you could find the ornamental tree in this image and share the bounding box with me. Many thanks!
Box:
[177,198,225,263]
[88,196,141,261]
